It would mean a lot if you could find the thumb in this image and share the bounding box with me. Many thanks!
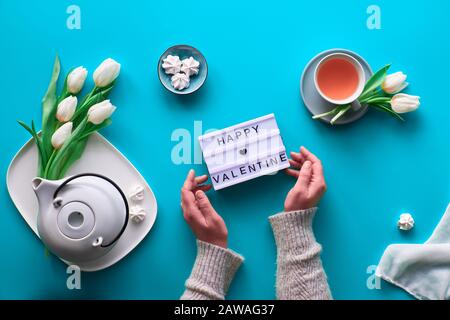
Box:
[195,190,215,218]
[295,160,312,188]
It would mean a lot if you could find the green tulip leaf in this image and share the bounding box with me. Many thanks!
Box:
[40,55,61,171]
[364,96,391,105]
[50,119,112,179]
[56,139,89,179]
[76,119,112,141]
[26,57,119,180]
[57,67,74,103]
[72,82,115,126]
[370,103,405,121]
[359,64,391,101]
[18,120,46,176]
[46,118,87,179]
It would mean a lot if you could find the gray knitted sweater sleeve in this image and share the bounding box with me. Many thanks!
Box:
[180,240,244,300]
[269,208,332,300]
[181,208,331,300]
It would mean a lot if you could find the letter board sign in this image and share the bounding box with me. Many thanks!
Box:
[198,114,290,190]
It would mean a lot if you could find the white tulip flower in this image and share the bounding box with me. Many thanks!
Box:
[51,122,73,149]
[67,66,88,94]
[56,96,77,122]
[391,93,420,113]
[382,72,409,94]
[93,58,121,87]
[87,100,116,124]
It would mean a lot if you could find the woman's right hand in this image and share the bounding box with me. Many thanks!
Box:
[284,147,327,212]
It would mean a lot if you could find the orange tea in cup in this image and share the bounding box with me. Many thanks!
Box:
[314,53,365,105]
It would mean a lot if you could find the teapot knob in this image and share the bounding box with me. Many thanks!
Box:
[53,197,63,208]
[92,237,103,247]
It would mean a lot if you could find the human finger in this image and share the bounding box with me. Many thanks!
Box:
[182,169,196,191]
[289,159,301,169]
[181,188,197,212]
[300,146,320,163]
[285,168,300,178]
[294,160,312,189]
[301,146,324,177]
[195,175,209,185]
[195,190,217,221]
[194,184,213,192]
[290,151,305,164]
[181,189,204,226]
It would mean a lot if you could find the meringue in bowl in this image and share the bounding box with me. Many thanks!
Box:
[158,44,208,95]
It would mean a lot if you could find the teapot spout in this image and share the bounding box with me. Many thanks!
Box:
[32,177,44,191]
[32,177,60,206]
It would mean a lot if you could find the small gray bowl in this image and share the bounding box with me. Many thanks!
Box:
[158,44,208,95]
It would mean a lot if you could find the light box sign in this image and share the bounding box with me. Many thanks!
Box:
[199,114,290,190]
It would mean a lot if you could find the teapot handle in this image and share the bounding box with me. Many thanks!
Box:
[53,173,129,248]
[92,237,103,247]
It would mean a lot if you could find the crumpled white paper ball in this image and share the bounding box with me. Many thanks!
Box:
[397,213,415,231]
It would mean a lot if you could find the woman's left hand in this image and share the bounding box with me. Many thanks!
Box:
[181,169,228,248]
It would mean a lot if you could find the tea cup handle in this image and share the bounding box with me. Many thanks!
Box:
[350,99,362,112]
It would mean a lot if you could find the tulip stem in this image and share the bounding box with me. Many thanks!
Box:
[312,104,352,125]
[43,150,57,179]
[312,106,341,119]
[46,118,88,179]
[363,96,391,105]
[359,92,378,104]
[330,104,351,125]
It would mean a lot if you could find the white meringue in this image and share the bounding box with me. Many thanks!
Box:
[130,206,146,223]
[397,213,415,231]
[181,57,200,77]
[129,185,145,202]
[171,73,190,90]
[162,55,182,74]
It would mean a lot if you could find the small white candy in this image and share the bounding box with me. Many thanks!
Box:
[397,213,415,231]
[129,185,144,202]
[171,73,190,90]
[181,57,200,77]
[130,206,146,223]
[162,55,182,75]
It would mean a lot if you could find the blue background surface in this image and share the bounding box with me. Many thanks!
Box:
[1,0,449,299]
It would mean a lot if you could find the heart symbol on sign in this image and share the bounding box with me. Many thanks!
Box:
[239,148,248,155]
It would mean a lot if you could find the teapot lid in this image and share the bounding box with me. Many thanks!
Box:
[53,173,129,247]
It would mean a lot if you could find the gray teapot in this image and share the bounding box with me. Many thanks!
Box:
[32,173,129,263]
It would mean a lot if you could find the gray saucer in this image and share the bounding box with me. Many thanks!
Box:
[300,49,373,125]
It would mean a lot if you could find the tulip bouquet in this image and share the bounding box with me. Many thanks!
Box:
[313,64,420,124]
[18,56,121,180]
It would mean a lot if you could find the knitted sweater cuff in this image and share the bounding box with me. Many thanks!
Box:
[183,240,244,300]
[269,207,318,253]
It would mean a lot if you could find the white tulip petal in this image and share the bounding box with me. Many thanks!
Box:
[382,72,408,94]
[93,58,121,87]
[51,122,73,149]
[67,67,88,94]
[391,93,420,113]
[87,100,117,124]
[56,96,77,122]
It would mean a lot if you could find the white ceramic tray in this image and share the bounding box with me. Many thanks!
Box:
[6,133,157,271]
